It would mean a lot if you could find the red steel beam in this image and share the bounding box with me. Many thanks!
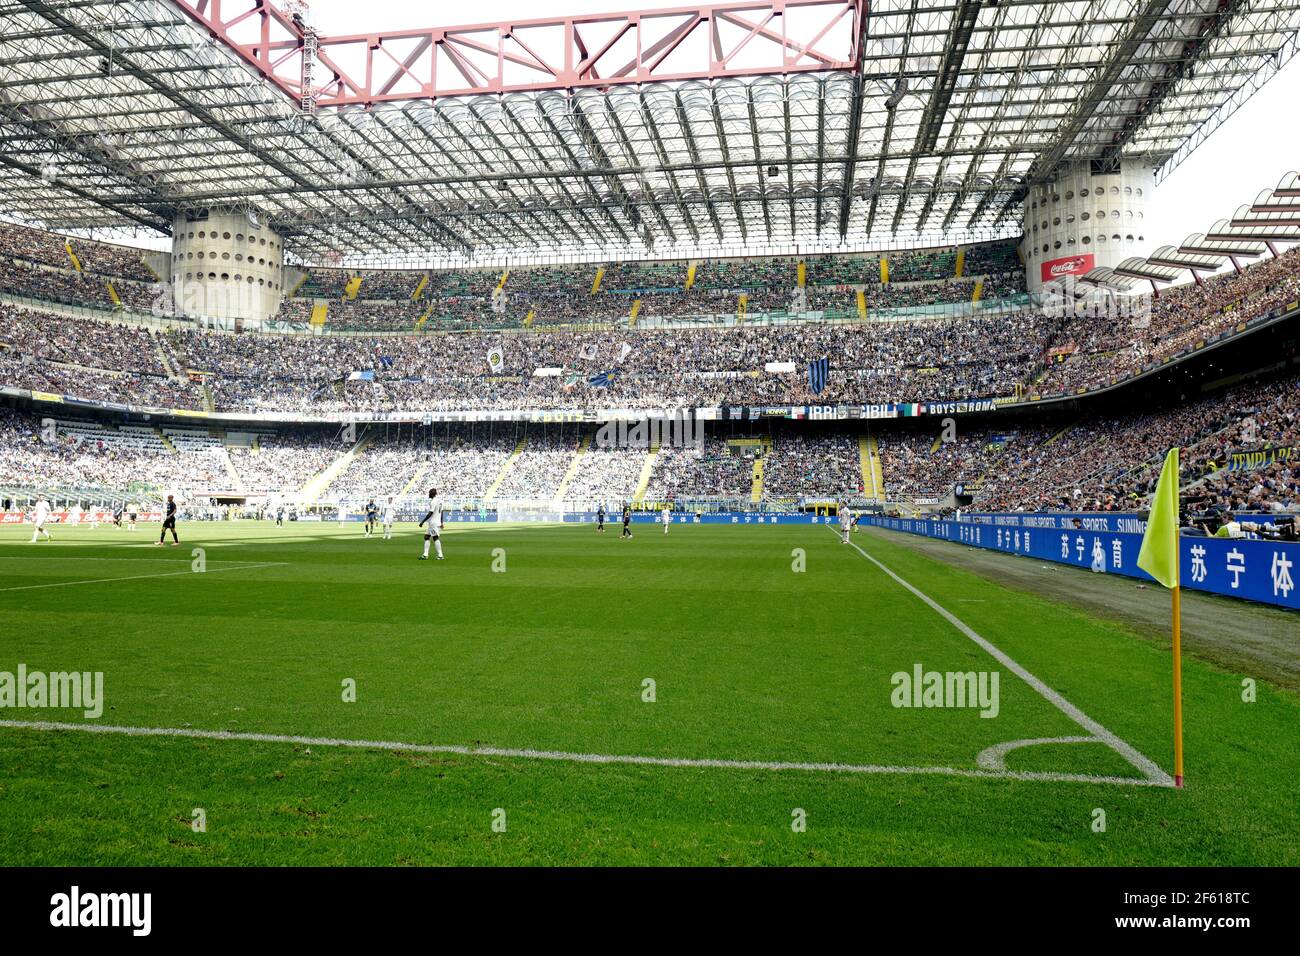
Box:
[171,0,865,109]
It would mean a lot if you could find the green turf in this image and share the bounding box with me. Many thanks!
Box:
[0,521,1295,865]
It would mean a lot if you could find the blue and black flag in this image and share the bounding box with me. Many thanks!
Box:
[808,357,830,395]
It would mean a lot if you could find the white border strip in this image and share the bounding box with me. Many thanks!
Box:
[842,529,1174,787]
[0,719,1168,787]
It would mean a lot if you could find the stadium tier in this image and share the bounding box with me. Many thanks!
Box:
[5,358,1298,515]
[2,243,1296,418]
[263,242,1026,332]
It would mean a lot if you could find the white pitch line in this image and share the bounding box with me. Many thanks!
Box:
[976,736,1100,771]
[0,719,1166,788]
[0,562,287,593]
[839,529,1175,788]
[0,556,279,565]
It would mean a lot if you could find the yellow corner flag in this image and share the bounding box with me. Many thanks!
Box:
[1137,448,1180,588]
[1137,447,1184,788]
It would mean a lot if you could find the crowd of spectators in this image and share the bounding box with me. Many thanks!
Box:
[5,297,1064,412]
[265,241,1025,332]
[0,221,155,282]
[228,431,339,493]
[646,438,755,500]
[324,425,518,501]
[0,260,162,314]
[564,443,646,504]
[761,433,861,498]
[0,409,222,493]
[0,303,170,374]
[4,246,1295,415]
[888,249,958,282]
[493,432,578,500]
[879,369,1300,514]
[5,362,1295,512]
[1034,246,1300,396]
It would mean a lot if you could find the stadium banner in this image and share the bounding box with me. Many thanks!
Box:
[3,386,1012,425]
[863,516,1299,611]
[565,511,847,525]
[1222,445,1298,471]
[923,399,997,415]
[1040,253,1095,282]
[965,512,1149,534]
[0,511,163,523]
[335,512,497,523]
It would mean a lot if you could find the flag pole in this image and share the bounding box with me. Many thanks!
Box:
[1172,581,1184,788]
[1172,447,1184,789]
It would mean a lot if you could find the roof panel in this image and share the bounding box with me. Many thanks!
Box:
[1,0,1298,264]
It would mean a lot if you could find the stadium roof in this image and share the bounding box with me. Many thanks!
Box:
[2,0,1300,266]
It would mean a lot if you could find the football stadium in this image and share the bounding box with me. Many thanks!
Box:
[0,0,1298,907]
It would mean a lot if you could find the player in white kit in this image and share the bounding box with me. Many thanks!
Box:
[839,502,852,544]
[30,497,52,542]
[418,487,444,560]
[382,496,397,540]
[662,504,671,535]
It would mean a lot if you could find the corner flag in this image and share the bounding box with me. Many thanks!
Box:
[1137,448,1180,588]
[1136,447,1184,788]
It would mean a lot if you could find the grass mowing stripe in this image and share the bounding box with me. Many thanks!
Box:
[0,562,287,592]
[836,529,1174,787]
[0,556,285,564]
[0,719,1169,787]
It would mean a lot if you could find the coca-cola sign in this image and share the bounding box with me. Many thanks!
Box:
[1040,254,1095,282]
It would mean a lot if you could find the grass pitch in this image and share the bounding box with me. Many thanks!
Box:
[0,519,1295,866]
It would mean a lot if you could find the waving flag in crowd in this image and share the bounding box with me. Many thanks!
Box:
[808,357,829,395]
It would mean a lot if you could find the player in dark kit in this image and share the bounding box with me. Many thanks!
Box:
[365,499,379,537]
[596,505,606,532]
[156,495,179,546]
[621,504,633,539]
[112,504,124,527]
